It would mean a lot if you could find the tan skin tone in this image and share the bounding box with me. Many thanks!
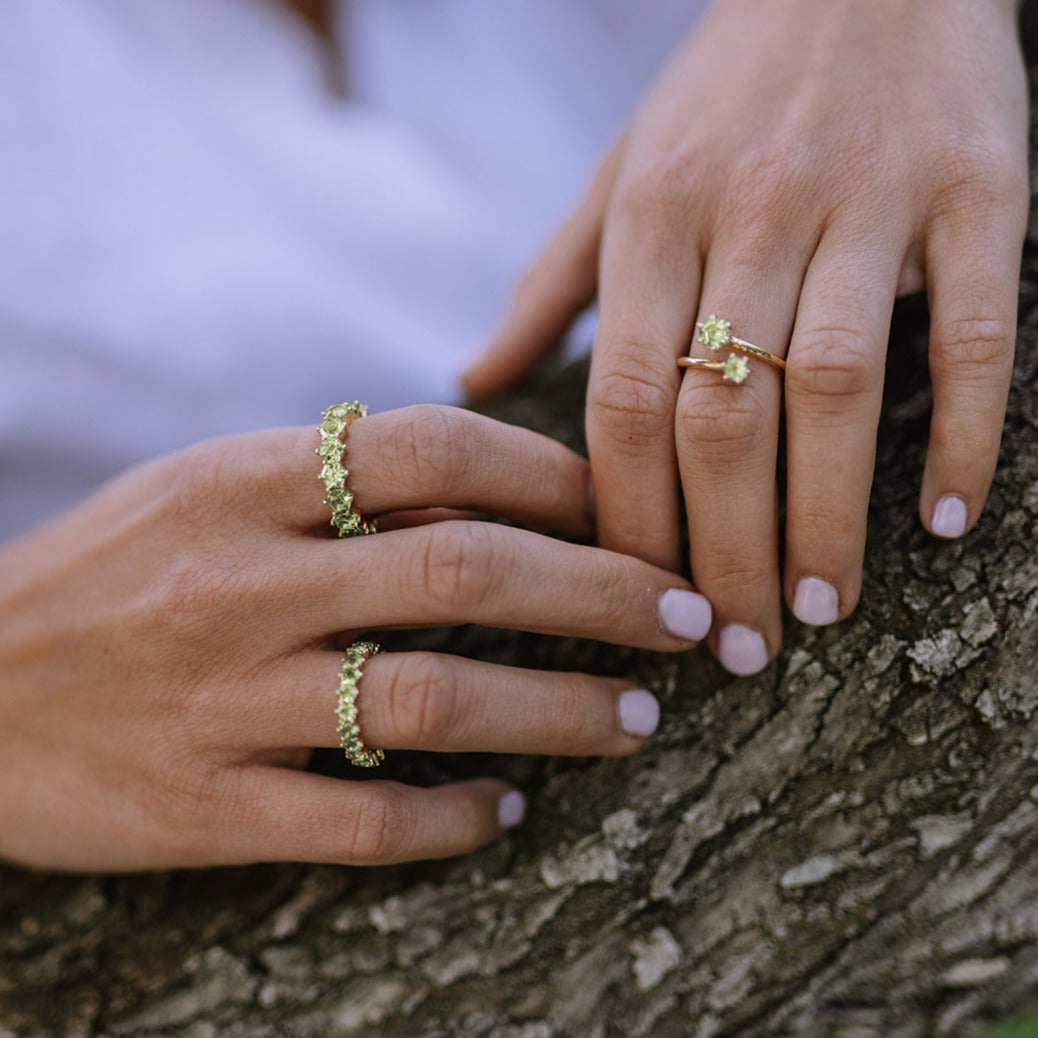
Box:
[0,407,711,871]
[466,0,1029,675]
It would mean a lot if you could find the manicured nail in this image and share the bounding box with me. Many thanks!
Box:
[658,588,712,642]
[618,689,660,738]
[792,576,840,626]
[718,624,769,676]
[498,790,527,829]
[931,495,967,539]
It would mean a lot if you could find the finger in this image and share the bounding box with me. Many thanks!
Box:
[783,223,903,625]
[675,244,807,674]
[304,520,712,650]
[461,135,626,400]
[919,169,1027,539]
[289,405,595,537]
[226,770,522,866]
[259,651,660,756]
[584,166,702,571]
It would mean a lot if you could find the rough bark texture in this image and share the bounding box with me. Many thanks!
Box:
[5,22,1038,1038]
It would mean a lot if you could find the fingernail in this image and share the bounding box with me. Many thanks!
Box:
[792,576,840,626]
[718,624,769,676]
[931,495,967,538]
[618,689,660,738]
[498,790,527,829]
[658,588,712,642]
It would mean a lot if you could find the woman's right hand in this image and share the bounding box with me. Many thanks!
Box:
[0,405,712,873]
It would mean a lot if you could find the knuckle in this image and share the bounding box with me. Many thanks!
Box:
[786,328,881,407]
[343,786,406,863]
[931,315,1014,383]
[417,521,499,612]
[787,501,861,549]
[676,382,769,458]
[932,139,1029,217]
[614,154,697,228]
[385,654,461,746]
[393,405,472,490]
[698,557,773,603]
[588,361,674,451]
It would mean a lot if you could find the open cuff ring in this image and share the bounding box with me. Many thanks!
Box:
[337,640,385,768]
[677,315,785,385]
[317,401,380,536]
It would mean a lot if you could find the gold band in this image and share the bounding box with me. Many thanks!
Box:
[726,337,786,373]
[317,402,380,537]
[337,640,385,768]
[678,314,785,385]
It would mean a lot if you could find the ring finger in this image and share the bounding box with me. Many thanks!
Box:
[675,242,806,674]
[254,651,661,757]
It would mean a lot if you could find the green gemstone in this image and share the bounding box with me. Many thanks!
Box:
[723,354,750,384]
[320,416,342,437]
[326,487,352,511]
[321,459,345,486]
[318,437,342,460]
[698,315,731,352]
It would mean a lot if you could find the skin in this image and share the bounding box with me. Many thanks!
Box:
[465,0,1030,674]
[0,406,711,872]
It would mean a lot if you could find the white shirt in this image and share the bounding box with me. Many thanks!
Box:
[0,0,708,538]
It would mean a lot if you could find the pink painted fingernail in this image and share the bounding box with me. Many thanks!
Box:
[658,589,712,642]
[931,495,967,538]
[618,689,660,738]
[498,790,527,829]
[792,577,840,626]
[718,624,769,676]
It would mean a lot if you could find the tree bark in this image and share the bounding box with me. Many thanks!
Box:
[4,20,1038,1038]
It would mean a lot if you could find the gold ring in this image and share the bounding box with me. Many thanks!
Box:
[317,402,380,537]
[337,640,385,768]
[677,314,785,384]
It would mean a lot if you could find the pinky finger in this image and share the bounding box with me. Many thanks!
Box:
[233,770,522,866]
[920,173,1027,539]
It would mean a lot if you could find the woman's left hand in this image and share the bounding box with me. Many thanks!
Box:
[465,0,1029,674]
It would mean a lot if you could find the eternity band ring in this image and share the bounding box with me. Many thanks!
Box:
[677,314,785,385]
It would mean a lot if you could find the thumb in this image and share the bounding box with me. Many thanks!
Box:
[461,135,626,400]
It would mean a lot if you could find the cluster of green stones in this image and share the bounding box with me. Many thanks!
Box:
[336,640,385,767]
[697,314,751,384]
[317,401,379,537]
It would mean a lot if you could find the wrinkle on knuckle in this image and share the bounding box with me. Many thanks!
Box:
[934,313,1013,384]
[787,502,860,547]
[614,153,699,229]
[589,363,674,450]
[787,328,880,408]
[930,138,1028,221]
[676,383,769,458]
[697,557,773,602]
[386,655,460,746]
[417,521,499,613]
[394,405,470,490]
[343,786,404,863]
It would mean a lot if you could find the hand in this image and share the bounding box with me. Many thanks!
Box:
[0,405,711,872]
[465,0,1029,674]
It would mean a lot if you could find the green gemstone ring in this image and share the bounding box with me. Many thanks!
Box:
[337,640,385,768]
[677,314,785,385]
[317,402,379,537]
